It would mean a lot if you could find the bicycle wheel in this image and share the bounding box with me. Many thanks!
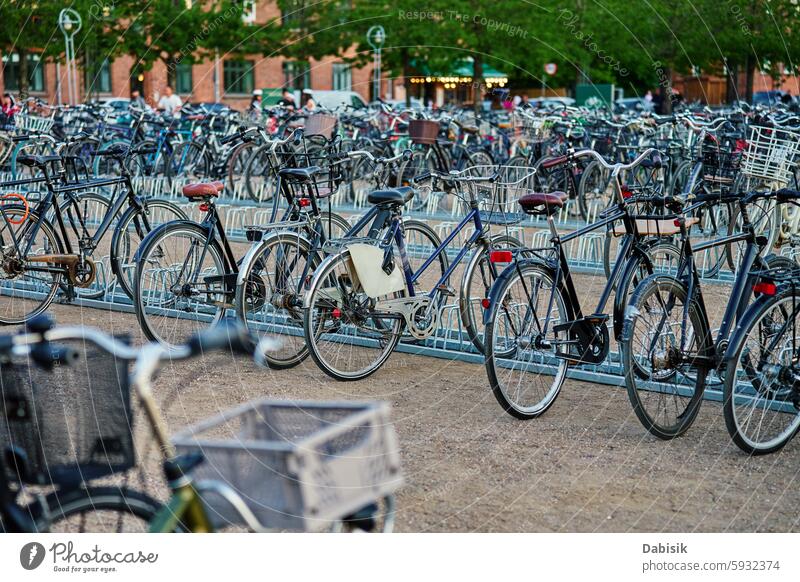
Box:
[111,200,188,300]
[723,290,800,454]
[484,262,570,419]
[134,222,228,347]
[725,196,780,272]
[400,219,447,292]
[235,232,320,369]
[243,143,276,203]
[460,234,522,353]
[36,486,162,533]
[58,192,111,300]
[167,141,211,182]
[0,207,64,325]
[620,275,711,439]
[578,159,612,221]
[226,141,258,194]
[304,249,405,381]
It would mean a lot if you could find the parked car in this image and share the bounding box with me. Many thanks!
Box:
[752,90,794,106]
[304,90,367,110]
[614,97,655,112]
[373,98,425,110]
[94,98,132,114]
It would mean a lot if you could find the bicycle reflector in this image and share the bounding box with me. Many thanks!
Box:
[621,186,633,199]
[481,298,491,309]
[299,198,311,207]
[753,281,777,296]
[489,250,513,263]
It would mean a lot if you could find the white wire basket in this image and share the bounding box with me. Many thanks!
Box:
[13,114,54,134]
[741,125,800,186]
[448,164,537,224]
[514,111,552,141]
[172,399,403,531]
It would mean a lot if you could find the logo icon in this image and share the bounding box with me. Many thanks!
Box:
[20,542,46,570]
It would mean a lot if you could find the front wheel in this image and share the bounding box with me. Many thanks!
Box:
[620,275,711,439]
[134,221,228,347]
[37,486,162,533]
[303,249,404,381]
[723,290,800,455]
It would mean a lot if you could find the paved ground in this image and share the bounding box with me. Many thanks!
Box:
[42,279,800,532]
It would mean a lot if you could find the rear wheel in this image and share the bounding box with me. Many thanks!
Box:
[235,232,319,369]
[484,262,570,419]
[304,250,404,381]
[621,275,711,438]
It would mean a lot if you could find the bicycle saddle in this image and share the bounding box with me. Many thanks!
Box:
[278,166,324,182]
[182,181,224,199]
[518,192,566,216]
[367,186,414,206]
[16,154,61,167]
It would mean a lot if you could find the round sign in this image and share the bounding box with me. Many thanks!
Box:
[544,63,557,76]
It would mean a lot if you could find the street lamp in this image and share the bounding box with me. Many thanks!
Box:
[367,25,386,101]
[58,9,82,105]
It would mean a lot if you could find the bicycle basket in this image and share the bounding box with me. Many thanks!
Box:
[450,164,537,225]
[700,140,742,184]
[408,119,440,145]
[741,125,800,186]
[0,338,134,487]
[172,399,402,532]
[304,114,337,140]
[13,114,54,134]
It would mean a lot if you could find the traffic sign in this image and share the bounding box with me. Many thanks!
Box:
[544,63,557,76]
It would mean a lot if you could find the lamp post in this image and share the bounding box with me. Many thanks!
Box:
[367,25,385,101]
[58,9,82,105]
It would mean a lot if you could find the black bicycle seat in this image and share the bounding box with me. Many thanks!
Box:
[367,187,414,206]
[279,166,324,182]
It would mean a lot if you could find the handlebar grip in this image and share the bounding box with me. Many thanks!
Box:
[412,172,432,184]
[15,155,38,168]
[186,320,257,357]
[219,131,242,145]
[30,343,80,370]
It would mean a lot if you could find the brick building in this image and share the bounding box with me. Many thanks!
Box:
[0,1,400,110]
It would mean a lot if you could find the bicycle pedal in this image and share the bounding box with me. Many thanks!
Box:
[436,284,456,297]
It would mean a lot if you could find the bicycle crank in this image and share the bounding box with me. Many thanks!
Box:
[27,254,97,288]
[376,296,439,340]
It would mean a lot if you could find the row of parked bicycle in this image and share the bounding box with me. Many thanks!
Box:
[2,97,800,532]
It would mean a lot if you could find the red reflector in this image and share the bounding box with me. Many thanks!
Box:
[622,187,632,199]
[754,282,777,296]
[673,219,681,227]
[332,308,341,318]
[481,298,491,309]
[490,250,513,263]
[299,198,311,207]
[199,203,209,212]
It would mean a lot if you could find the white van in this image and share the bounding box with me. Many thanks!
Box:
[300,90,367,110]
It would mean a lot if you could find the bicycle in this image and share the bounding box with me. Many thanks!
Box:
[483,148,682,419]
[721,256,800,454]
[0,146,186,322]
[620,188,800,439]
[300,164,546,381]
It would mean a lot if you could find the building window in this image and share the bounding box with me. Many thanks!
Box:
[86,59,112,94]
[283,61,310,91]
[223,59,254,95]
[281,0,306,26]
[241,0,257,24]
[2,53,45,92]
[332,63,352,91]
[176,62,193,94]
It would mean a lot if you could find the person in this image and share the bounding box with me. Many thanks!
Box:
[157,85,182,115]
[130,89,147,110]
[277,88,296,109]
[301,89,316,111]
[520,94,531,108]
[1,93,18,124]
[250,89,263,112]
